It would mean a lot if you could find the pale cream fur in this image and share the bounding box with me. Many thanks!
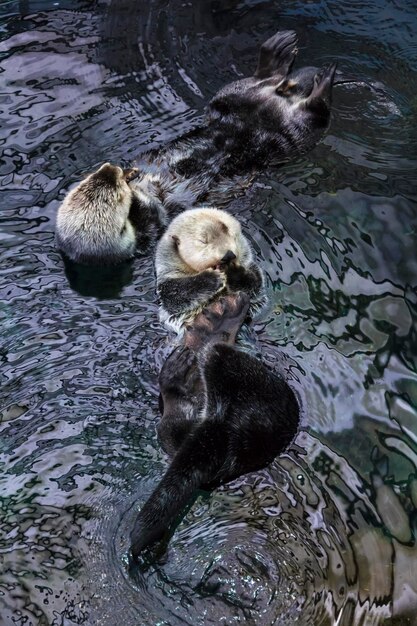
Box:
[155,207,251,281]
[173,208,244,273]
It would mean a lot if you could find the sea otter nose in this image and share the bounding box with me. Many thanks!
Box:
[221,250,237,265]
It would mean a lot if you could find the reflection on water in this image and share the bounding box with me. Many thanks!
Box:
[1,0,416,624]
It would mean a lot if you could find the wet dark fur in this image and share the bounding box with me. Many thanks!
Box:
[130,294,300,560]
[130,30,337,240]
[127,192,166,255]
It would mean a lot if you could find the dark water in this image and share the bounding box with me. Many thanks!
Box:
[1,0,417,624]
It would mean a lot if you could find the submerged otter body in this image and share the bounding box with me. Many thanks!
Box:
[154,207,266,334]
[56,32,337,265]
[130,294,300,561]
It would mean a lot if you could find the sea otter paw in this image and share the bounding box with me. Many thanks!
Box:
[305,63,337,107]
[123,167,140,183]
[184,292,250,349]
[209,268,228,294]
[255,30,298,80]
[224,263,252,292]
[159,346,197,393]
[197,269,227,301]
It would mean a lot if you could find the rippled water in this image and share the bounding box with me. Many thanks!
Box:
[1,1,417,624]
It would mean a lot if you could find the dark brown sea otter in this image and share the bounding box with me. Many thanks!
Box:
[130,294,300,561]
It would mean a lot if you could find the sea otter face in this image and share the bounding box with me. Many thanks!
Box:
[173,210,242,273]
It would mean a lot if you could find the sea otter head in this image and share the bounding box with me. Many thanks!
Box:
[83,163,139,205]
[56,162,141,265]
[170,208,245,273]
[274,63,337,115]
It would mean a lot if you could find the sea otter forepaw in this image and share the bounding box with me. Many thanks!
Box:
[224,263,251,291]
[206,268,227,294]
[123,167,140,183]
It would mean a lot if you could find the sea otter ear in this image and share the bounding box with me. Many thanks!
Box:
[172,235,180,247]
[255,30,298,80]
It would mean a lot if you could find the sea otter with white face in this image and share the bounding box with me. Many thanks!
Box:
[154,207,266,334]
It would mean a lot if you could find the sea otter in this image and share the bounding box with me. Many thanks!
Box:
[155,207,266,334]
[130,294,300,561]
[131,30,337,215]
[55,163,166,264]
[57,31,337,265]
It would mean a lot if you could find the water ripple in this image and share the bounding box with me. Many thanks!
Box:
[1,1,417,624]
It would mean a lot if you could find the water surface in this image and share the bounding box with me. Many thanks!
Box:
[1,1,417,624]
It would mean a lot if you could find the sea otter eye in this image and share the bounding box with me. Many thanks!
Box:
[198,238,208,245]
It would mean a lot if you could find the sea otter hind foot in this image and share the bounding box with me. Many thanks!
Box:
[184,292,250,349]
[159,346,198,394]
[255,30,298,80]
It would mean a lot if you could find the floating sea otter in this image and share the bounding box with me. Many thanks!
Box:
[55,163,165,265]
[56,31,336,264]
[127,207,299,561]
[154,207,267,334]
[129,293,300,561]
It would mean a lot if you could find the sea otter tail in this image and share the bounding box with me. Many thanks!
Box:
[130,419,226,560]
